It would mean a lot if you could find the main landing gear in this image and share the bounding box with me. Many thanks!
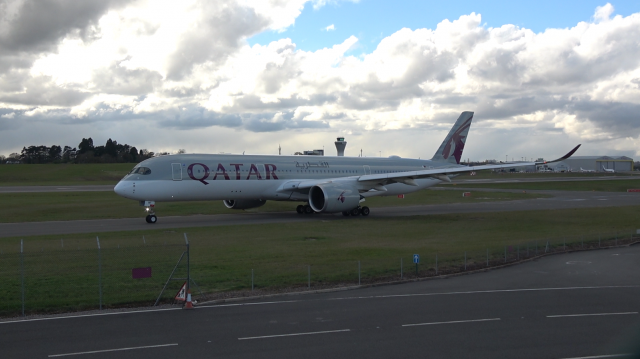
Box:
[342,206,370,217]
[143,201,157,224]
[296,204,314,214]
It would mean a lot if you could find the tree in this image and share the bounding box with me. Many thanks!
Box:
[78,138,94,154]
[48,145,62,162]
[105,138,117,158]
[129,147,138,161]
[177,149,186,154]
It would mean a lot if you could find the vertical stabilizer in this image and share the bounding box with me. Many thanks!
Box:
[431,111,474,164]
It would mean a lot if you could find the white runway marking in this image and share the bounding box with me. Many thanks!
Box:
[558,354,633,359]
[238,329,350,340]
[0,307,181,325]
[547,312,638,318]
[48,343,178,357]
[330,285,640,301]
[402,318,500,327]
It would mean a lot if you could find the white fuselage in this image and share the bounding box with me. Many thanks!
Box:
[114,154,454,203]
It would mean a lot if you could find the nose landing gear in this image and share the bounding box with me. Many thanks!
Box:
[142,201,157,224]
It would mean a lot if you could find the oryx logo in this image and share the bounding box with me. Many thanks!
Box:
[337,191,346,203]
[442,116,472,164]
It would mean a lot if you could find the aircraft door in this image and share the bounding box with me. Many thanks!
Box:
[171,163,182,181]
[363,165,371,175]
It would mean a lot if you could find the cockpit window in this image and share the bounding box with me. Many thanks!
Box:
[130,167,151,175]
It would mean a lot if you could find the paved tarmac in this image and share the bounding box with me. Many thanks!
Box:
[0,175,638,194]
[1,189,638,238]
[1,245,638,359]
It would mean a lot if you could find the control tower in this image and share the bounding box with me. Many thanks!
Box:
[335,137,347,156]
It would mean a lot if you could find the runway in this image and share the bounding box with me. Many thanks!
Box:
[1,244,638,358]
[0,175,636,193]
[0,189,638,238]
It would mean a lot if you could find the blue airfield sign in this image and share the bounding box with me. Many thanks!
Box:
[413,254,420,264]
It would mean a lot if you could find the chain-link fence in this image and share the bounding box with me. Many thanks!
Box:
[0,230,637,317]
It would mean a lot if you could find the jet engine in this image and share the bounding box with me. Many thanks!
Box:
[223,199,266,210]
[308,184,360,213]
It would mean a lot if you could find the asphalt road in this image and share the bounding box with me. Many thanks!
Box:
[1,245,638,359]
[1,190,638,238]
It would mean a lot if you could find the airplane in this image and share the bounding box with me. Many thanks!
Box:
[602,165,615,173]
[580,167,595,173]
[114,111,581,223]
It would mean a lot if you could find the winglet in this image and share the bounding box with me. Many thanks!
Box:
[536,144,581,165]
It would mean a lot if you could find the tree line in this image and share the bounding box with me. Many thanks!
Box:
[1,138,156,164]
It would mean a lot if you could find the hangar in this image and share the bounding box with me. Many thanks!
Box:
[551,156,634,172]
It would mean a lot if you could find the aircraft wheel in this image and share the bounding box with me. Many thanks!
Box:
[304,205,314,214]
[350,207,360,216]
[296,205,304,214]
[361,206,370,216]
[145,215,151,223]
[342,211,350,216]
[148,215,157,224]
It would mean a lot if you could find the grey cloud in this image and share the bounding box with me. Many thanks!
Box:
[243,111,328,132]
[260,59,301,94]
[569,100,640,136]
[0,76,90,106]
[166,2,270,80]
[92,61,163,96]
[0,0,126,54]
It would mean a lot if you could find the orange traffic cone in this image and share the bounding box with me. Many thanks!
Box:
[184,290,194,309]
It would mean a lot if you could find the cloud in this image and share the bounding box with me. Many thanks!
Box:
[324,24,335,31]
[0,1,639,159]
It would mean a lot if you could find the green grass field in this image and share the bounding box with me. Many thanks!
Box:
[0,205,637,315]
[0,189,548,223]
[0,163,133,186]
[439,178,640,192]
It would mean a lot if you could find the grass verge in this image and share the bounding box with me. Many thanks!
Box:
[0,189,548,223]
[0,205,638,316]
[439,179,640,192]
[0,163,132,186]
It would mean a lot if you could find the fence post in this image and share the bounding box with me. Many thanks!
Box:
[308,265,310,289]
[400,258,403,280]
[20,239,25,317]
[96,237,102,310]
[464,252,467,270]
[358,261,361,285]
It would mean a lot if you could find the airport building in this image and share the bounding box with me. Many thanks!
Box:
[550,156,634,172]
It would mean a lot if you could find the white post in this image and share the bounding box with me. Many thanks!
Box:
[96,237,102,310]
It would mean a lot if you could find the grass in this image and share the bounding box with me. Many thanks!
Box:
[0,163,133,186]
[439,178,640,192]
[0,205,638,316]
[0,189,548,223]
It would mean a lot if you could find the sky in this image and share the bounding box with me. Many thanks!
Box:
[1,0,639,161]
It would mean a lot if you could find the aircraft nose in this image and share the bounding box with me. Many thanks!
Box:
[114,181,130,198]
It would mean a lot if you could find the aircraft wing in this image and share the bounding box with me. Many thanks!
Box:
[358,144,581,185]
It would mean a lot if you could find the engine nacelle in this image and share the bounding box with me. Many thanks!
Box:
[309,184,360,213]
[223,199,266,210]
